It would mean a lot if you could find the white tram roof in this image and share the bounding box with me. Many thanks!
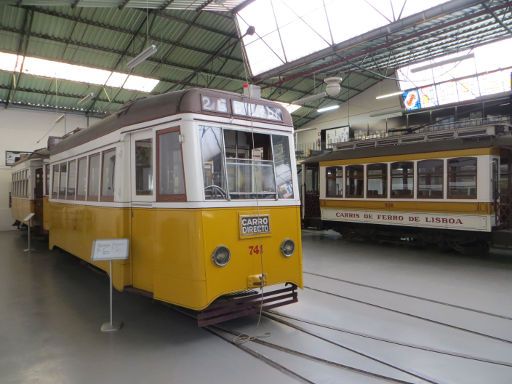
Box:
[49,88,293,156]
[305,130,512,164]
[12,148,49,167]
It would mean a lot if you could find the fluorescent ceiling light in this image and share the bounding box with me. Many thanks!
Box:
[126,45,158,70]
[275,101,301,114]
[0,51,159,93]
[317,105,339,113]
[376,91,403,100]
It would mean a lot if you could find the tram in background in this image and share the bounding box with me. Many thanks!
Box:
[33,88,302,325]
[302,118,512,253]
[10,149,49,233]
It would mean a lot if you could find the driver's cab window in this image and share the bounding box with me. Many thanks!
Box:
[199,126,227,200]
[135,139,153,195]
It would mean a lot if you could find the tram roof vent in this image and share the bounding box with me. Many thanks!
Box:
[243,83,261,99]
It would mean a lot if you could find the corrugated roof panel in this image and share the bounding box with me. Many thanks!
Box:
[0,5,26,30]
[151,15,193,43]
[196,11,236,33]
[0,31,22,53]
[0,71,11,87]
[31,10,76,38]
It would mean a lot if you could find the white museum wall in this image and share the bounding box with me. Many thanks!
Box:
[295,79,403,154]
[0,107,98,231]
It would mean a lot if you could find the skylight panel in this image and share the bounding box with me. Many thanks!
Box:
[0,52,159,93]
[237,0,450,76]
[275,101,301,114]
[397,38,512,110]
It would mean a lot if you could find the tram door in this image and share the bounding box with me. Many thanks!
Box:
[302,163,321,228]
[34,167,44,224]
[499,149,512,228]
[130,131,155,292]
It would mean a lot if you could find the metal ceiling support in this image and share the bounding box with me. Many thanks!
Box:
[163,24,242,93]
[482,2,512,36]
[231,0,255,14]
[267,3,509,89]
[21,6,242,64]
[159,0,174,10]
[0,84,120,107]
[150,3,234,82]
[206,40,239,88]
[293,76,382,125]
[140,8,237,39]
[196,0,214,12]
[0,25,246,83]
[253,0,509,84]
[86,10,153,113]
[117,0,130,10]
[5,7,33,109]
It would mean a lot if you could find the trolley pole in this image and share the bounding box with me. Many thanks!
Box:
[23,213,35,253]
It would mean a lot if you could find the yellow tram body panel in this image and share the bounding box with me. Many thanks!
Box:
[48,203,131,290]
[11,197,35,223]
[49,202,302,311]
[42,196,50,231]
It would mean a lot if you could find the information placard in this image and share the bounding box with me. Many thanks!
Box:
[91,239,129,261]
[23,213,35,222]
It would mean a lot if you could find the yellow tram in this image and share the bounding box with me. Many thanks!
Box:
[41,88,302,324]
[10,149,49,232]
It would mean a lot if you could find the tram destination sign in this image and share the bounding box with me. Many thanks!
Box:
[239,214,271,238]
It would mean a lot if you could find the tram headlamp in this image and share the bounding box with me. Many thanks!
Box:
[280,239,295,257]
[212,245,231,267]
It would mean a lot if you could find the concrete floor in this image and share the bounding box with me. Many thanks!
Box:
[1,229,512,383]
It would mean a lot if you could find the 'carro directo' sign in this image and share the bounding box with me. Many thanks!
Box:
[239,214,271,238]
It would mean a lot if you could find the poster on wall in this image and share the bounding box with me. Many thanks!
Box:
[325,126,350,149]
[5,150,31,166]
[402,89,421,110]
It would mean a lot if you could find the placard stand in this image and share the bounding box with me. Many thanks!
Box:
[91,238,129,333]
[100,259,123,333]
[23,213,35,253]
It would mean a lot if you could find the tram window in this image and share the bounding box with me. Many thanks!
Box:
[272,135,294,199]
[448,157,477,199]
[101,149,116,201]
[346,165,364,198]
[51,164,59,199]
[45,164,49,196]
[157,129,186,201]
[391,162,414,198]
[135,139,153,195]
[500,156,510,195]
[200,126,227,200]
[58,163,67,199]
[326,167,343,197]
[76,157,87,200]
[67,159,77,200]
[367,163,387,198]
[25,170,29,197]
[305,167,319,193]
[87,153,100,201]
[417,160,443,199]
[224,130,275,199]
